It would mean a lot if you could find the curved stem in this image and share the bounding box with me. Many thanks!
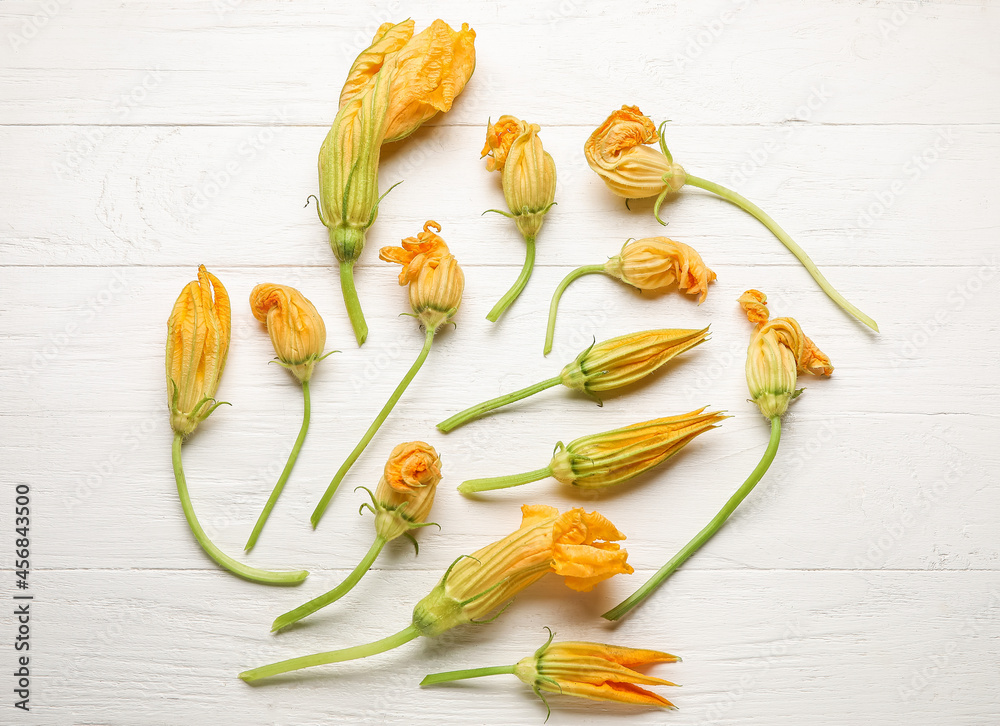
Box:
[437,376,562,433]
[486,237,536,323]
[239,624,421,682]
[543,264,607,355]
[420,664,516,686]
[311,328,436,528]
[271,537,387,632]
[459,466,553,494]
[339,260,369,346]
[245,380,311,552]
[171,433,308,586]
[683,175,878,332]
[603,416,782,621]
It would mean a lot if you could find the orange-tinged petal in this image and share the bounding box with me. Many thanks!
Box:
[249,283,326,382]
[482,115,528,172]
[547,679,676,708]
[606,237,716,300]
[383,440,442,493]
[339,20,416,107]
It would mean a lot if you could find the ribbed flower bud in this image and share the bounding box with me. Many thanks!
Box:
[548,409,726,489]
[371,441,443,542]
[165,265,231,437]
[380,220,465,331]
[483,115,556,240]
[559,328,709,398]
[249,284,327,383]
[411,505,632,637]
[604,237,716,301]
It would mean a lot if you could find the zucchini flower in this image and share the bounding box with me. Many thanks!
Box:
[272,442,442,632]
[165,267,308,586]
[317,19,476,346]
[310,221,464,527]
[421,629,680,718]
[459,409,725,494]
[604,290,832,621]
[584,105,878,332]
[438,327,709,432]
[244,284,331,552]
[239,505,632,682]
[544,236,715,354]
[482,115,557,322]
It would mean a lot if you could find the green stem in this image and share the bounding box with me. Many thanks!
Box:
[543,264,607,355]
[311,328,436,528]
[459,466,553,494]
[271,537,386,632]
[245,380,311,552]
[437,376,562,433]
[486,237,536,323]
[683,175,878,332]
[171,433,308,586]
[239,623,421,682]
[602,416,781,621]
[420,664,516,686]
[339,260,369,346]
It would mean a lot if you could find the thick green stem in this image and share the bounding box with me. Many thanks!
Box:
[239,624,421,682]
[437,376,562,433]
[171,433,308,586]
[271,537,386,632]
[245,380,311,552]
[603,416,782,621]
[683,175,878,332]
[420,664,516,686]
[459,466,553,494]
[311,328,436,528]
[486,237,536,323]
[339,260,369,346]
[543,264,607,355]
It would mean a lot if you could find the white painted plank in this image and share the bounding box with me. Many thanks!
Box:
[1,0,998,125]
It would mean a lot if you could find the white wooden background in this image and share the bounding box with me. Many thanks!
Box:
[2,1,999,724]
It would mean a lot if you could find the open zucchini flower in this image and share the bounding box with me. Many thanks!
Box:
[240,505,632,682]
[585,105,877,332]
[421,629,679,718]
[310,221,464,527]
[482,115,557,322]
[604,290,832,621]
[243,284,331,552]
[272,442,442,632]
[317,19,476,345]
[166,267,308,586]
[459,409,725,494]
[438,327,709,432]
[544,236,715,354]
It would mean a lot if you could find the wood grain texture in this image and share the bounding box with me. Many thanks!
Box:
[1,1,998,724]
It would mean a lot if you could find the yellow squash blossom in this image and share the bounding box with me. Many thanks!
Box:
[584,105,878,332]
[481,115,557,322]
[165,267,308,586]
[317,19,476,345]
[240,505,632,682]
[310,222,464,528]
[438,327,709,432]
[459,409,725,493]
[272,442,443,632]
[544,235,716,354]
[244,283,331,551]
[421,629,680,717]
[603,290,833,621]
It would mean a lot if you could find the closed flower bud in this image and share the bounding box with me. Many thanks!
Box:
[372,441,443,542]
[165,265,231,436]
[604,237,716,301]
[548,409,727,489]
[483,115,557,241]
[249,284,327,383]
[411,505,632,637]
[380,220,465,331]
[740,289,833,419]
[584,105,685,200]
[559,328,709,398]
